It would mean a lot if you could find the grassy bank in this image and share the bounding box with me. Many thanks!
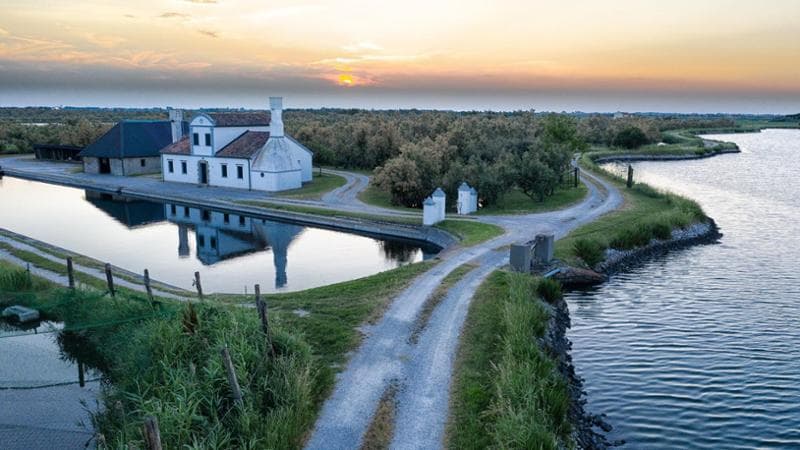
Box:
[447,271,571,449]
[556,154,706,267]
[0,258,433,448]
[275,172,347,200]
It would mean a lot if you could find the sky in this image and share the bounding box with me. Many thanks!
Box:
[1,0,798,113]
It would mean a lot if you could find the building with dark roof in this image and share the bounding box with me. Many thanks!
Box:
[33,144,83,162]
[160,97,313,192]
[79,110,188,176]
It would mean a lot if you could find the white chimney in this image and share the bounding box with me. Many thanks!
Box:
[168,108,183,143]
[270,96,284,137]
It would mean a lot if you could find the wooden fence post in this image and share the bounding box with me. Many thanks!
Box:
[26,263,31,285]
[220,346,243,406]
[574,167,579,188]
[254,284,275,355]
[66,257,75,289]
[143,416,163,450]
[78,361,85,388]
[194,271,203,300]
[626,164,634,188]
[104,263,115,297]
[143,269,154,302]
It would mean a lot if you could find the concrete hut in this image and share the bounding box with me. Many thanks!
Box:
[457,182,478,215]
[423,197,441,225]
[432,187,447,221]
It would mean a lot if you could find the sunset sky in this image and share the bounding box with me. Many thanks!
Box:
[1,0,798,112]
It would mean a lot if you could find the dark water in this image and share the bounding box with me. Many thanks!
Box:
[0,318,100,449]
[566,129,800,448]
[0,177,437,293]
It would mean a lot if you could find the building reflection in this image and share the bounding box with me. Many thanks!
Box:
[164,203,303,289]
[84,191,166,228]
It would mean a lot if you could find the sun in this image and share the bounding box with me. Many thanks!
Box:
[337,74,355,87]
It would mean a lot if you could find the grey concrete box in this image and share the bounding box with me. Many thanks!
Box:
[534,233,555,265]
[510,243,532,273]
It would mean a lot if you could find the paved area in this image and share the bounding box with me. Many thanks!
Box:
[306,169,622,450]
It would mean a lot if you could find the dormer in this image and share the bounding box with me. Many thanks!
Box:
[189,112,270,156]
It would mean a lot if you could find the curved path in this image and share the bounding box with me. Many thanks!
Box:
[305,168,623,450]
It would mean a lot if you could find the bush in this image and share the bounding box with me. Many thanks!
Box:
[612,126,650,149]
[572,238,604,267]
[0,267,32,291]
[536,278,562,303]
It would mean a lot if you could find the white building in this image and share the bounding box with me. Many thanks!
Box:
[160,97,313,192]
[457,182,478,215]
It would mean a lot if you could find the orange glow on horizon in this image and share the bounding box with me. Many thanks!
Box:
[337,74,355,87]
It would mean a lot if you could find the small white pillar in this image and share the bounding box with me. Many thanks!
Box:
[469,187,478,213]
[423,197,441,225]
[432,187,446,221]
[457,182,472,215]
[168,108,183,143]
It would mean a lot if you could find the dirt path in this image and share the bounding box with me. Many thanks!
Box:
[305,169,623,450]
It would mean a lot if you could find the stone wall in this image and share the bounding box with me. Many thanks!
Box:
[83,157,100,174]
[119,157,161,176]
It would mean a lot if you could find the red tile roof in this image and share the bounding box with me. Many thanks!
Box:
[208,111,270,127]
[216,131,269,158]
[159,136,191,155]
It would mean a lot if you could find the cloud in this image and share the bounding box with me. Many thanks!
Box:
[342,42,383,53]
[82,32,126,49]
[159,12,190,19]
[198,30,219,38]
[247,5,327,22]
[0,27,10,37]
[184,0,217,3]
[123,14,136,19]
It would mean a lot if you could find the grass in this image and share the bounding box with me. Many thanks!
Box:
[447,271,572,450]
[554,154,706,267]
[238,200,421,225]
[0,254,435,449]
[435,220,504,246]
[358,184,419,213]
[275,172,347,200]
[476,185,588,216]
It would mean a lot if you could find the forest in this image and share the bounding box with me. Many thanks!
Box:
[0,106,767,208]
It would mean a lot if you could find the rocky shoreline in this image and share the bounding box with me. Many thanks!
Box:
[592,147,739,164]
[546,218,722,448]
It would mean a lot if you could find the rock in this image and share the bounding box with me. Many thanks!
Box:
[554,267,606,287]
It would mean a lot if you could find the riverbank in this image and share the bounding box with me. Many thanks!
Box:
[0,255,435,448]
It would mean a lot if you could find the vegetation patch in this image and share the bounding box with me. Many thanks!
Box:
[0,256,434,448]
[447,271,572,449]
[434,220,504,247]
[275,172,347,200]
[360,384,398,450]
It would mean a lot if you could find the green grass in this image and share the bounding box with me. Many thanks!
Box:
[358,184,420,213]
[275,172,347,200]
[447,271,572,450]
[554,154,706,267]
[0,256,435,449]
[238,200,421,225]
[435,220,505,246]
[477,185,588,216]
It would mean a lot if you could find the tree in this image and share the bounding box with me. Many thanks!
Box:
[515,151,557,202]
[612,126,649,149]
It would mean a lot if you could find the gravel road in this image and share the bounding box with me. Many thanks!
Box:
[306,168,622,450]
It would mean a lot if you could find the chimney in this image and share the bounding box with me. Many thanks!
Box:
[168,108,183,143]
[269,96,284,137]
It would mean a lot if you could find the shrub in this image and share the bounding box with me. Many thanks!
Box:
[536,278,562,303]
[572,238,604,267]
[0,267,32,291]
[612,126,649,149]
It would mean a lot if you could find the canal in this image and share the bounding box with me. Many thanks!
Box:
[0,177,438,294]
[566,129,800,448]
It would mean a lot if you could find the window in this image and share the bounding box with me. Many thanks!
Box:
[210,237,217,250]
[192,133,199,146]
[183,206,190,217]
[223,213,230,224]
[170,204,176,215]
[205,133,211,146]
[181,161,187,174]
[167,160,174,173]
[201,209,210,221]
[221,164,228,178]
[140,159,146,167]
[236,165,244,179]
[198,235,205,247]
[238,215,245,226]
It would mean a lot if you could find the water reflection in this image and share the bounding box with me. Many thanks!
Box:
[0,177,436,292]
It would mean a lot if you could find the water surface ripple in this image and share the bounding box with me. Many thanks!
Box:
[566,129,800,449]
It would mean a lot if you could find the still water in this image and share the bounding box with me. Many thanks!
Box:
[567,129,800,448]
[0,177,437,293]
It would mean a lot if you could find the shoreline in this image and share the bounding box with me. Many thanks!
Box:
[592,147,739,164]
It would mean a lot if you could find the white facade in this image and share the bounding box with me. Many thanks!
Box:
[423,197,442,226]
[432,187,447,221]
[457,182,478,215]
[161,96,312,192]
